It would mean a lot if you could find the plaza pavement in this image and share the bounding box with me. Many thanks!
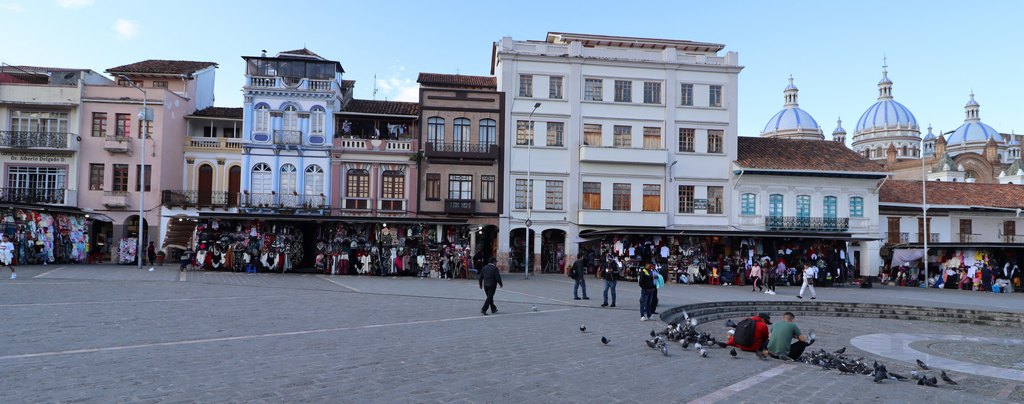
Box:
[1,263,1022,403]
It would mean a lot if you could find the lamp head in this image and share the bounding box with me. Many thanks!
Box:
[533,102,541,109]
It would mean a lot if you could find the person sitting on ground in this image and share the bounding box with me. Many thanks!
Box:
[727,312,771,352]
[766,312,813,360]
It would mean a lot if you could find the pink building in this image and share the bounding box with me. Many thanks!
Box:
[78,60,216,262]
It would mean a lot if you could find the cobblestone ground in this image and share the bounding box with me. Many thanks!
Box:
[1,264,1021,403]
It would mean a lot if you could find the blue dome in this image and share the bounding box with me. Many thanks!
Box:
[922,125,936,141]
[946,122,1000,145]
[762,107,820,134]
[855,99,918,133]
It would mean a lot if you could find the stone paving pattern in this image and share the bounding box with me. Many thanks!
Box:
[1,264,1022,403]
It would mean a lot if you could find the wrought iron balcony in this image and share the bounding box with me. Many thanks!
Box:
[103,135,132,153]
[444,198,476,214]
[239,192,328,210]
[0,131,71,149]
[765,216,849,232]
[0,187,65,205]
[425,142,498,159]
[102,191,130,208]
[242,192,275,208]
[274,130,302,145]
[886,232,910,244]
[162,190,239,208]
[957,233,979,243]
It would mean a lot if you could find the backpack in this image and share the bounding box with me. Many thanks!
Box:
[733,318,757,347]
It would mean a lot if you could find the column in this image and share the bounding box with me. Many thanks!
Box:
[861,240,881,277]
[532,231,543,273]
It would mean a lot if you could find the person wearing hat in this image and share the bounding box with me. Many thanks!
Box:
[766,312,814,360]
[726,312,771,352]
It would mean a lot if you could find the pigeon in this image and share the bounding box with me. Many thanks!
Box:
[714,341,728,348]
[690,318,698,327]
[916,359,929,370]
[833,347,846,355]
[873,368,888,383]
[778,353,794,362]
[940,371,957,385]
[650,330,657,338]
[910,371,920,380]
[601,336,609,345]
[872,361,879,371]
[661,344,669,356]
[928,376,938,386]
[694,342,703,351]
[645,339,658,349]
[889,372,908,381]
[532,305,538,312]
[754,350,767,361]
[917,378,926,386]
[580,324,586,333]
[919,377,937,387]
[700,349,708,358]
[725,319,737,328]
[807,329,816,345]
[680,340,689,350]
[837,362,855,374]
[730,348,737,358]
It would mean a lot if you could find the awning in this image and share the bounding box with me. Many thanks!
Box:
[890,248,925,267]
[578,227,875,241]
[192,212,469,225]
[86,213,114,223]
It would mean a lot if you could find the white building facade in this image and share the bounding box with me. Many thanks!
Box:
[492,32,742,271]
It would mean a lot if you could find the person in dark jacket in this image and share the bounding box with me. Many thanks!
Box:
[638,264,656,321]
[570,258,589,300]
[601,256,620,307]
[478,257,503,315]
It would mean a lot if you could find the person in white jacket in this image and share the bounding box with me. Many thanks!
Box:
[0,234,15,279]
[797,263,817,299]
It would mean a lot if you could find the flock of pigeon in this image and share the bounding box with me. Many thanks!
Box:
[585,310,960,388]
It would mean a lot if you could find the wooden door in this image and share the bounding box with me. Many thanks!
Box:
[228,166,241,206]
[887,217,900,244]
[197,164,213,206]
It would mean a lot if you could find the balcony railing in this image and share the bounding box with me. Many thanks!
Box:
[238,192,328,210]
[250,76,277,88]
[102,191,130,208]
[0,187,65,205]
[274,130,302,145]
[425,142,498,159]
[957,233,980,243]
[931,233,940,243]
[308,79,332,91]
[0,131,71,149]
[885,232,910,244]
[766,216,849,232]
[162,190,239,208]
[1002,234,1024,243]
[444,199,476,214]
[379,198,406,212]
[343,197,371,211]
[186,137,244,150]
[103,135,132,153]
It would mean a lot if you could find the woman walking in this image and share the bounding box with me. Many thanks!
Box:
[750,261,763,292]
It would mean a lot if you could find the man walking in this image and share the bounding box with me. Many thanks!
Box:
[797,262,817,299]
[570,257,589,300]
[478,257,502,315]
[601,256,619,307]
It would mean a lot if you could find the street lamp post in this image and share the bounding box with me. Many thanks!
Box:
[921,137,928,284]
[524,102,541,279]
[119,75,148,269]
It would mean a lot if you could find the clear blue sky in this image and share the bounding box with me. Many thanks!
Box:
[3,0,1022,139]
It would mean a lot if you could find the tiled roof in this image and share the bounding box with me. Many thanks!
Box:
[342,80,356,88]
[880,180,1024,209]
[278,48,322,59]
[0,72,32,84]
[189,107,243,119]
[417,73,496,88]
[341,99,418,116]
[736,137,887,172]
[107,60,217,75]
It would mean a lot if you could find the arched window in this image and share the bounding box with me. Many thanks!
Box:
[850,196,864,218]
[768,194,783,218]
[254,105,270,133]
[310,106,325,134]
[427,117,445,145]
[453,118,471,151]
[283,105,299,131]
[823,195,837,219]
[740,193,756,215]
[479,119,496,147]
[250,163,272,195]
[901,145,908,156]
[280,164,297,195]
[304,165,324,196]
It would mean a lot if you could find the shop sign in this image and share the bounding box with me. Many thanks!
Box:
[694,198,708,210]
[0,151,70,163]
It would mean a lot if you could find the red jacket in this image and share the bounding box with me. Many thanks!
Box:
[727,316,770,351]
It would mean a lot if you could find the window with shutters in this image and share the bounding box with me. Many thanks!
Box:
[583,124,601,146]
[112,164,129,192]
[612,183,631,211]
[582,182,600,210]
[741,193,756,215]
[425,173,440,201]
[643,184,660,212]
[708,186,724,214]
[516,120,533,146]
[89,164,104,191]
[480,175,495,202]
[643,127,661,149]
